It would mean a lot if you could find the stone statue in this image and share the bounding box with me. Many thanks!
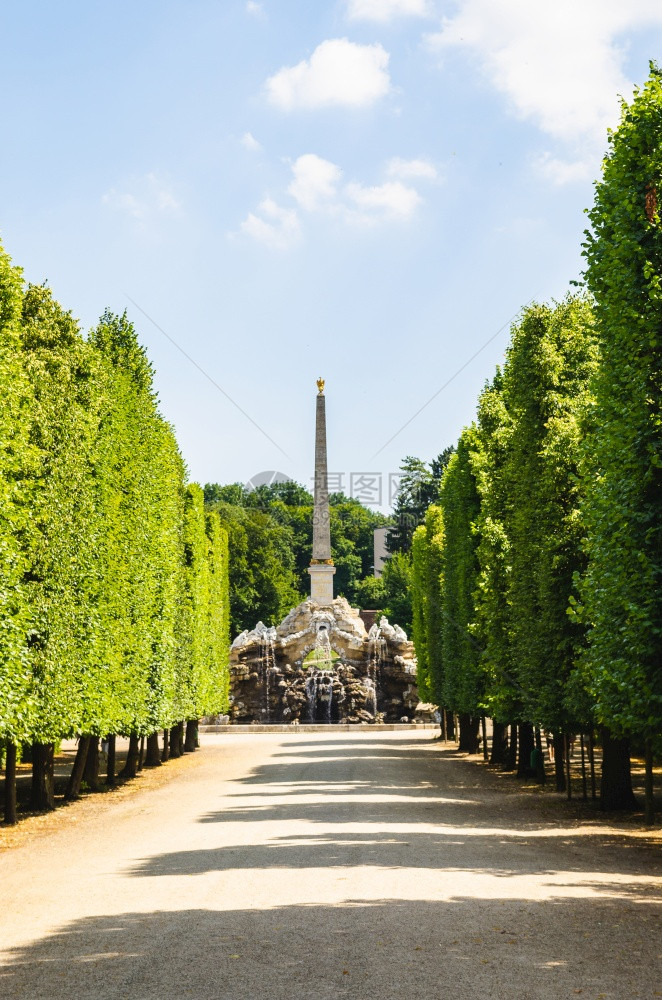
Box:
[316,377,325,395]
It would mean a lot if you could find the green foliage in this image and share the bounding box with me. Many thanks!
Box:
[381,550,413,635]
[386,449,454,555]
[90,310,183,736]
[438,429,483,716]
[410,525,431,700]
[422,505,445,708]
[469,299,598,730]
[0,244,231,750]
[205,481,388,630]
[21,285,106,741]
[209,499,301,633]
[204,512,230,714]
[471,371,517,722]
[579,66,662,740]
[503,298,597,731]
[0,247,36,744]
[353,574,385,611]
[178,486,231,720]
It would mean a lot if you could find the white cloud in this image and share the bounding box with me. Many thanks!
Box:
[288,153,342,210]
[533,152,593,186]
[245,1,265,17]
[102,173,181,222]
[426,0,662,179]
[346,180,422,219]
[241,131,262,152]
[265,38,391,110]
[238,153,431,246]
[240,198,301,250]
[386,156,438,180]
[347,0,431,21]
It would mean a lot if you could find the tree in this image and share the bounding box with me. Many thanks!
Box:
[386,450,454,555]
[353,574,385,612]
[504,301,597,723]
[579,64,662,814]
[204,512,230,716]
[381,551,413,634]
[438,429,482,752]
[411,525,431,700]
[0,244,35,822]
[209,500,301,634]
[21,285,106,807]
[422,505,446,713]
[205,481,388,630]
[471,372,518,751]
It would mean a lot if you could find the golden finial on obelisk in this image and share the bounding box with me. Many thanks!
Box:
[317,376,325,395]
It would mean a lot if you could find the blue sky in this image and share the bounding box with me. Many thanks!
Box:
[2,1,661,510]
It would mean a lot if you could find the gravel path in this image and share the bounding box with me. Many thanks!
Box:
[1,731,661,1000]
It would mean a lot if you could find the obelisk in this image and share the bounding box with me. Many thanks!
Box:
[308,377,336,605]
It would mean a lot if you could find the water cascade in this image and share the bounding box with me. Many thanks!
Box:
[367,624,385,717]
[260,625,277,721]
[305,672,318,722]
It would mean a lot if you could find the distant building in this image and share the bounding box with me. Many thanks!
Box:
[373,527,389,578]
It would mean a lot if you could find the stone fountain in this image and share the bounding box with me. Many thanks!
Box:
[228,380,419,724]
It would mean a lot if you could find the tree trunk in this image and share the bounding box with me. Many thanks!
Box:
[588,731,597,800]
[600,728,637,810]
[4,742,17,825]
[106,735,116,787]
[120,732,140,780]
[517,722,535,778]
[580,734,588,800]
[503,724,517,771]
[553,732,566,792]
[185,719,199,752]
[170,722,184,758]
[565,733,572,799]
[161,728,170,763]
[30,743,55,812]
[137,735,145,771]
[644,738,655,827]
[490,721,508,765]
[534,727,546,784]
[480,716,489,761]
[84,737,100,792]
[458,713,480,753]
[64,736,91,801]
[145,732,162,767]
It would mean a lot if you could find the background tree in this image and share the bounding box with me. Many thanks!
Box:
[204,481,389,630]
[386,450,454,555]
[381,551,414,634]
[206,498,301,634]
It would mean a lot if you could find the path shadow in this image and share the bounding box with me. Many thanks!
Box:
[2,899,660,1000]
[205,738,607,836]
[127,826,662,881]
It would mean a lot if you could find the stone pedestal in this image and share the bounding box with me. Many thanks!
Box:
[308,564,336,606]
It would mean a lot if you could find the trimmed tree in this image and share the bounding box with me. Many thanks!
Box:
[580,64,662,814]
